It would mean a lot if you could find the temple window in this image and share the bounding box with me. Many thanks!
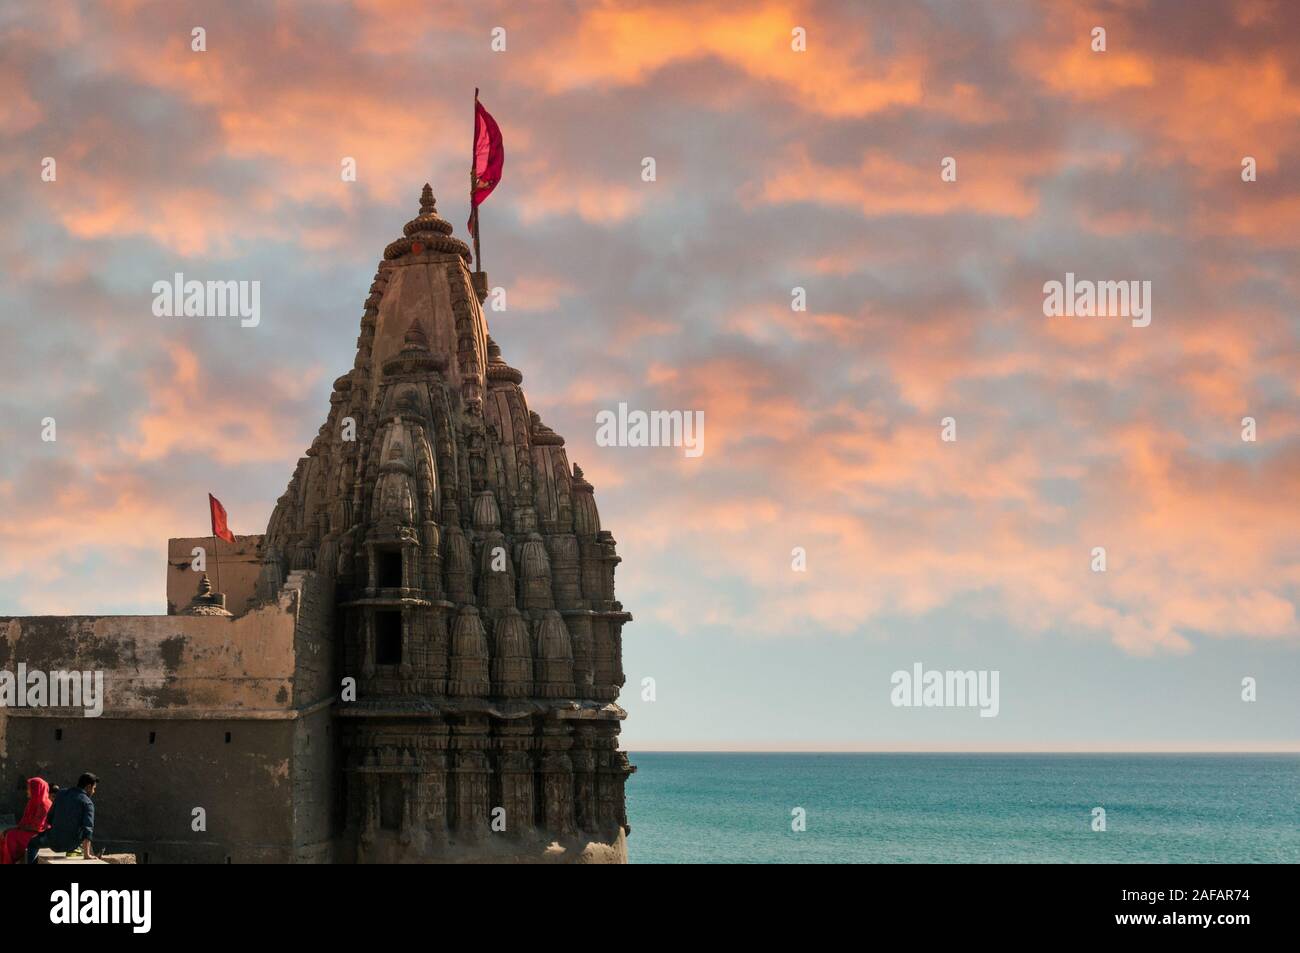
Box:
[380,777,402,830]
[378,549,404,588]
[376,611,403,665]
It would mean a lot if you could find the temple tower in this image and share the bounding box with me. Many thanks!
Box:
[260,185,633,862]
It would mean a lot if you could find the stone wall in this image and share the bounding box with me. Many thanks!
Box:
[3,716,298,863]
[167,534,265,616]
[0,567,339,863]
[290,705,339,863]
[286,570,338,706]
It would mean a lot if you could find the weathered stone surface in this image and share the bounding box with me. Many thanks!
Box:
[34,849,108,865]
[167,535,263,616]
[33,849,136,865]
[0,184,632,864]
[0,558,337,863]
[260,185,633,863]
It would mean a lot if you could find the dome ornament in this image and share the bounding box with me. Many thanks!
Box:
[384,183,471,262]
[181,574,232,616]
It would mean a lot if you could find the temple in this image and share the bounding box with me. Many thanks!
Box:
[0,185,633,863]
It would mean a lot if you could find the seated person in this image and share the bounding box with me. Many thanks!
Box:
[26,773,98,864]
[0,777,52,864]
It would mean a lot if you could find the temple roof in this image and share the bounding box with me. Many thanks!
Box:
[383,184,472,262]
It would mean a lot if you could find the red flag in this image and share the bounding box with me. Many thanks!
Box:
[468,94,504,234]
[209,493,235,544]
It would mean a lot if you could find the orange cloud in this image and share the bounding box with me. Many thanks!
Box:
[522,3,941,119]
[120,343,321,465]
[2,0,1297,662]
[756,145,1041,218]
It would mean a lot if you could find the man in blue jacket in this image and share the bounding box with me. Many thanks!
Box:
[26,772,98,863]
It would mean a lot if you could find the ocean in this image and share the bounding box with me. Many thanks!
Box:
[624,753,1300,863]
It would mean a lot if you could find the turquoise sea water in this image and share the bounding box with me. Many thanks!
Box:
[624,753,1300,863]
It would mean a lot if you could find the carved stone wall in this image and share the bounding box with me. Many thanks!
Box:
[262,185,633,863]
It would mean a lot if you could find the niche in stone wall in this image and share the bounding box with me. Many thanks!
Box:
[377,549,404,588]
[376,611,403,666]
[380,776,402,830]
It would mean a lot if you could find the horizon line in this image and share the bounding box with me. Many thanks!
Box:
[626,744,1300,754]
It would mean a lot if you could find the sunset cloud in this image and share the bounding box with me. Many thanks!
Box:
[1,0,1297,682]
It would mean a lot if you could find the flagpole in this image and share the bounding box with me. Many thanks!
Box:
[471,87,482,273]
[472,207,481,273]
[211,532,222,595]
[208,492,223,596]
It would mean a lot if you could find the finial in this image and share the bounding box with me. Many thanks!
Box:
[182,573,231,616]
[403,317,430,349]
[385,181,471,263]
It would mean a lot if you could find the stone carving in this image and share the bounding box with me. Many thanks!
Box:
[262,185,633,862]
[181,574,232,616]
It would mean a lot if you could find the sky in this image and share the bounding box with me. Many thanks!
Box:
[0,0,1297,751]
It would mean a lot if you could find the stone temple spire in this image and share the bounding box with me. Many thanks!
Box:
[385,184,469,262]
[400,315,431,353]
[181,574,231,616]
[259,180,633,863]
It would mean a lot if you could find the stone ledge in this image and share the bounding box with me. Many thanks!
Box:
[34,849,137,864]
[34,849,104,865]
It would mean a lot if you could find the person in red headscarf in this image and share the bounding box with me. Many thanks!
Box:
[1,777,52,864]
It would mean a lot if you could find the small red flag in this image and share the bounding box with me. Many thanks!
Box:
[468,95,504,235]
[209,493,235,544]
